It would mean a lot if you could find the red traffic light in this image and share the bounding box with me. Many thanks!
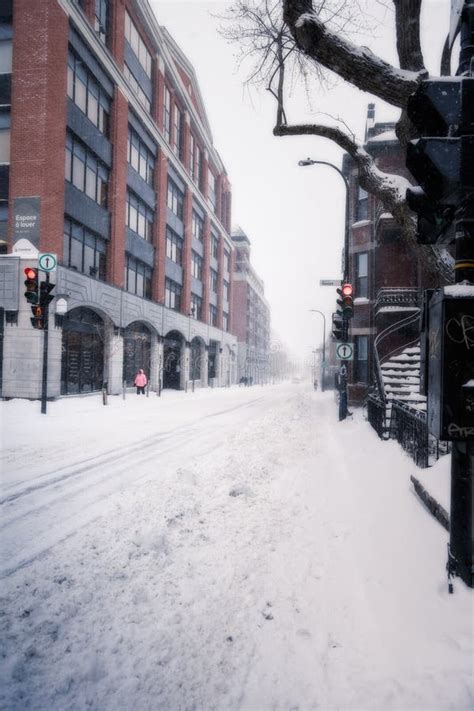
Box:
[24,267,38,280]
[341,283,353,297]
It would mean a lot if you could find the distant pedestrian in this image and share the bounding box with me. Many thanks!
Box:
[313,378,318,391]
[134,368,147,395]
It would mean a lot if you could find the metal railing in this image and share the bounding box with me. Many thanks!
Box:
[373,310,421,401]
[375,288,421,313]
[390,400,449,468]
[367,393,389,439]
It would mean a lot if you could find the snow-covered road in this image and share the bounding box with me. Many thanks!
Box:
[1,384,473,710]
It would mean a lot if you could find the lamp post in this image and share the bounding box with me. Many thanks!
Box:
[300,158,349,417]
[298,158,349,281]
[309,308,326,391]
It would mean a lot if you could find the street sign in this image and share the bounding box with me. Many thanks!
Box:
[320,279,342,286]
[38,253,57,272]
[336,342,354,360]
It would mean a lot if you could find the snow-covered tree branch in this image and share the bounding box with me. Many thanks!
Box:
[220,0,454,282]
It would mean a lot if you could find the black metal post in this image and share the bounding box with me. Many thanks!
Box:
[40,273,49,415]
[448,0,474,589]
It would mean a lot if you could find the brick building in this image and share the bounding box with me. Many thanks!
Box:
[343,104,439,407]
[0,0,238,398]
[231,227,270,383]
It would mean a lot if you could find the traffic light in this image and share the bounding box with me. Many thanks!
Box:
[332,312,343,340]
[30,304,46,329]
[405,186,455,245]
[39,280,55,307]
[336,283,354,319]
[405,77,474,241]
[24,267,39,304]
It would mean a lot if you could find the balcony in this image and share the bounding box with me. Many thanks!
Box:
[375,288,420,315]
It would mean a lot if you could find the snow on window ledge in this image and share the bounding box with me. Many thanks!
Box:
[351,219,371,229]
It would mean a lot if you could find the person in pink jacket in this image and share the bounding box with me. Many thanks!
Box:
[134,369,147,395]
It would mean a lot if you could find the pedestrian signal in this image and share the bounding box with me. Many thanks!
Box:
[30,304,46,330]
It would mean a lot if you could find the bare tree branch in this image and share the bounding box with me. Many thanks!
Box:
[273,121,453,282]
[393,0,424,71]
[283,0,425,107]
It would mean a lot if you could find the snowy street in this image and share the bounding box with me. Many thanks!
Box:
[1,384,473,710]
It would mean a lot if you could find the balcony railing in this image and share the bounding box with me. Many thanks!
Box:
[375,288,420,314]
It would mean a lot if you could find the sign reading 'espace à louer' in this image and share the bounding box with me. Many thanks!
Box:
[13,196,41,247]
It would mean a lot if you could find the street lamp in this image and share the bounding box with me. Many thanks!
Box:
[301,157,351,418]
[309,309,326,391]
[298,158,349,280]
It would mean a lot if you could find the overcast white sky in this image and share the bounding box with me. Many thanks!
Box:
[151,0,450,361]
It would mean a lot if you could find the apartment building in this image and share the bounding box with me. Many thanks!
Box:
[343,104,439,405]
[0,0,238,398]
[231,227,270,383]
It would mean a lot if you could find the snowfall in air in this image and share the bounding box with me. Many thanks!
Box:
[0,383,473,710]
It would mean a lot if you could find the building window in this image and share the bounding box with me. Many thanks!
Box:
[65,133,108,207]
[126,190,154,241]
[167,178,184,220]
[211,235,219,259]
[192,211,204,242]
[191,293,202,320]
[208,169,216,212]
[63,218,106,279]
[356,185,369,221]
[94,0,108,44]
[67,51,110,136]
[164,86,171,143]
[222,312,229,332]
[0,125,10,163]
[124,63,151,113]
[223,249,230,273]
[166,226,182,264]
[209,268,218,294]
[173,104,183,159]
[165,278,181,311]
[196,147,203,191]
[223,280,229,302]
[354,335,369,383]
[356,252,368,298]
[189,133,196,180]
[125,11,152,78]
[127,126,155,186]
[0,38,12,73]
[209,304,217,327]
[191,251,203,280]
[124,254,152,299]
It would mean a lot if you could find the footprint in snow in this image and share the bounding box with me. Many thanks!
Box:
[229,484,254,498]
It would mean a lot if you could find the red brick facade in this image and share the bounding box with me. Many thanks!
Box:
[9,0,69,255]
[7,0,235,337]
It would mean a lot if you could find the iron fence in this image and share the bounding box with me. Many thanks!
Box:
[367,394,389,439]
[390,400,449,468]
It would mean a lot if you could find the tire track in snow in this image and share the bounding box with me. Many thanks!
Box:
[0,396,266,579]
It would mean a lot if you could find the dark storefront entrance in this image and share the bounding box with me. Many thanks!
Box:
[208,340,218,381]
[61,307,104,395]
[163,330,183,389]
[123,322,151,386]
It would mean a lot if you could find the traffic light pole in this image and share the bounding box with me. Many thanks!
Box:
[40,272,50,415]
[447,0,474,590]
